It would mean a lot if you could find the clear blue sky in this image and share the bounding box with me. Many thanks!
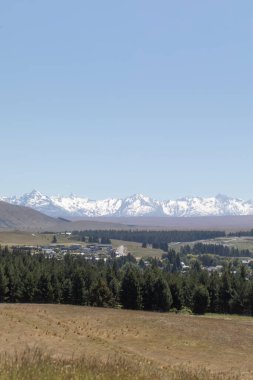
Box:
[1,0,253,200]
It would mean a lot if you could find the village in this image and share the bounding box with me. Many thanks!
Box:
[12,242,127,262]
[8,231,253,277]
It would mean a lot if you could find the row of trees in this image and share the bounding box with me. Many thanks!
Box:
[0,246,253,315]
[181,243,253,258]
[72,230,225,246]
[228,230,253,237]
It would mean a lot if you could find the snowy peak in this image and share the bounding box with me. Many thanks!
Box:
[51,195,122,217]
[161,195,253,217]
[119,194,162,216]
[19,190,51,206]
[1,191,253,218]
[2,190,63,217]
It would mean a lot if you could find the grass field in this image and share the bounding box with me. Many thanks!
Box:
[0,304,252,379]
[111,236,253,259]
[0,231,81,247]
[169,236,253,255]
[111,239,164,258]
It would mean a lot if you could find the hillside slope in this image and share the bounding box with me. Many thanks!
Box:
[0,201,131,231]
[0,201,64,231]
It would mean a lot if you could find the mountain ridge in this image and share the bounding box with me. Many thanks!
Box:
[0,200,134,231]
[1,190,253,218]
[0,200,64,231]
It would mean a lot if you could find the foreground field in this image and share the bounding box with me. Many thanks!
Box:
[0,305,252,379]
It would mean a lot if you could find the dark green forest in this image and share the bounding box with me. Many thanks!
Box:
[0,246,253,316]
[72,229,225,248]
[180,243,253,258]
[228,229,253,237]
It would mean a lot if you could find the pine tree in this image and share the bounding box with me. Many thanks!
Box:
[0,266,8,302]
[6,267,23,303]
[22,271,36,302]
[90,279,113,307]
[142,269,156,310]
[72,271,86,305]
[36,273,54,303]
[153,276,172,311]
[62,278,73,304]
[207,272,219,313]
[169,279,184,310]
[219,270,232,313]
[120,265,142,310]
[51,273,62,303]
[192,285,210,314]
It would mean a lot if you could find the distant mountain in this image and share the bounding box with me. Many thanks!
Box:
[0,200,132,231]
[1,190,253,218]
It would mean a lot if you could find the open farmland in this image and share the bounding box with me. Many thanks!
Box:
[0,304,252,379]
[0,231,81,247]
[111,239,164,258]
[169,236,253,255]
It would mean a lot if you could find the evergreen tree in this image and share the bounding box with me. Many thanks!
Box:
[90,279,113,307]
[108,277,120,305]
[247,283,253,316]
[169,279,184,310]
[152,276,172,311]
[219,270,232,313]
[62,278,73,304]
[229,268,249,314]
[0,266,8,302]
[72,271,86,305]
[6,267,23,303]
[36,273,54,303]
[51,273,62,303]
[192,285,210,314]
[120,265,142,310]
[207,272,219,313]
[22,271,36,302]
[142,269,156,310]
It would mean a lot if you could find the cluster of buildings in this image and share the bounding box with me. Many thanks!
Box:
[14,243,126,262]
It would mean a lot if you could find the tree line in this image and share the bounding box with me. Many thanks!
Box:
[228,230,253,237]
[180,243,253,258]
[0,246,253,316]
[72,230,226,247]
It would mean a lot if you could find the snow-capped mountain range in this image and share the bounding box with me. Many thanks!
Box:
[1,190,253,218]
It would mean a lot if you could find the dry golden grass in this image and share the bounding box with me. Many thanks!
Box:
[0,305,252,379]
[0,348,240,380]
[0,231,81,247]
